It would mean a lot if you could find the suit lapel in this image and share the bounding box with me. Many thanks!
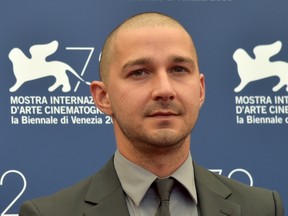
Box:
[83,158,130,216]
[81,158,241,216]
[194,164,241,216]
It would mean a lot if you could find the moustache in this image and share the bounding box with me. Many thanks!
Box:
[143,101,184,116]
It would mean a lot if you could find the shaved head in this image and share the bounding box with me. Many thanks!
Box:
[99,12,197,83]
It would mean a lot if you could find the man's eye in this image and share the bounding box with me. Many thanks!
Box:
[171,66,188,73]
[129,70,149,77]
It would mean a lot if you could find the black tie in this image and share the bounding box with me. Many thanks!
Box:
[155,178,175,216]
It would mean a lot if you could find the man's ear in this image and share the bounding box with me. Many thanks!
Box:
[90,81,113,115]
[199,73,205,107]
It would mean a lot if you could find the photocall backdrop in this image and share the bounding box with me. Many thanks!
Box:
[0,0,287,215]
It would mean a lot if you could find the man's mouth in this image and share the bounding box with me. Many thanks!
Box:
[147,111,178,117]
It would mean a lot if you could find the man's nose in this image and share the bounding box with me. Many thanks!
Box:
[151,72,176,101]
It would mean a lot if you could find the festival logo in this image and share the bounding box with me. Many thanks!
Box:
[9,40,91,92]
[7,40,112,125]
[233,41,288,125]
[233,40,288,92]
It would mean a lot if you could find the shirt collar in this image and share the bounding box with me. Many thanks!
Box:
[171,152,198,204]
[114,150,198,206]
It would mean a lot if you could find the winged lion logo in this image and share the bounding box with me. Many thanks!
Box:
[9,40,91,92]
[233,41,288,92]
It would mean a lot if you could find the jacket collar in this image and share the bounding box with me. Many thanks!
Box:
[83,158,130,216]
[82,158,241,216]
[194,163,241,216]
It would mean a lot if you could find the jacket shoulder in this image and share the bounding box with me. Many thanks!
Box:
[20,158,119,216]
[215,171,284,215]
[20,174,94,216]
[194,163,284,215]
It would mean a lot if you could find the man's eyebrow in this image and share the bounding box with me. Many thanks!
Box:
[122,56,196,70]
[170,56,196,67]
[122,58,152,70]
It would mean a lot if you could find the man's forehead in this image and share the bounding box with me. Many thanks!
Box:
[99,13,196,81]
[113,26,194,49]
[111,26,196,59]
[116,25,189,37]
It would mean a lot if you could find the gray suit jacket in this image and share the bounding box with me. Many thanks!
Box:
[20,158,284,216]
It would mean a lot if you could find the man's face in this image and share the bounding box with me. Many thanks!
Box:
[96,26,205,152]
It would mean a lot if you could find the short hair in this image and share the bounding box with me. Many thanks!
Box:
[99,12,196,82]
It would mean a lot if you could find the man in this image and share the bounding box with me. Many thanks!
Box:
[20,12,284,216]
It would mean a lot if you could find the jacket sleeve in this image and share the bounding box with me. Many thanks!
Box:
[19,201,41,216]
[273,191,284,216]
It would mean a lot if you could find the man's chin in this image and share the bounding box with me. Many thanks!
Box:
[144,130,188,148]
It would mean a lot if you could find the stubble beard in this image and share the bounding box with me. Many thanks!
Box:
[113,110,199,155]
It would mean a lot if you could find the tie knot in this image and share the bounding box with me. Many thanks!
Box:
[155,178,175,202]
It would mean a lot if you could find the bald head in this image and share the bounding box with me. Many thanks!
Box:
[99,12,197,83]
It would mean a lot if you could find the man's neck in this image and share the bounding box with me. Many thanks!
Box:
[118,139,190,178]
